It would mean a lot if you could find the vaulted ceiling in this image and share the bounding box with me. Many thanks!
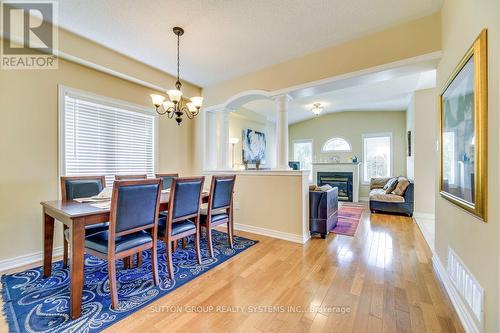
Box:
[56,0,442,86]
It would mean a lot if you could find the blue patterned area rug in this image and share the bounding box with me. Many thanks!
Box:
[2,231,257,333]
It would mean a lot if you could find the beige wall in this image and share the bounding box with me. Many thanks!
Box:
[406,95,415,180]
[413,89,436,215]
[201,13,441,107]
[0,36,201,262]
[436,1,499,332]
[289,111,407,198]
[206,172,309,241]
[229,110,276,168]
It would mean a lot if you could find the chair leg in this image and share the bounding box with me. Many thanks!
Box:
[151,247,159,286]
[206,225,214,258]
[63,226,69,268]
[182,237,187,249]
[123,257,130,269]
[166,240,174,280]
[227,220,234,249]
[172,240,178,253]
[194,226,202,265]
[136,252,142,267]
[108,259,119,309]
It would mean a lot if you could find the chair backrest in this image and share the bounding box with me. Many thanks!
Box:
[209,175,236,211]
[155,173,179,190]
[61,175,106,200]
[110,179,162,235]
[115,174,147,180]
[168,177,204,221]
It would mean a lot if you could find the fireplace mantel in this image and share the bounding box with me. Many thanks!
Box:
[312,163,361,202]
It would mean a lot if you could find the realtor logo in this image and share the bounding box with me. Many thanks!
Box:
[1,0,58,69]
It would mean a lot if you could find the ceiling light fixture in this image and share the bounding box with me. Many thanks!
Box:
[311,103,323,116]
[150,27,203,125]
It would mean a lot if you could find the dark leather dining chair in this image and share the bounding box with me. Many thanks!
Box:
[84,179,162,309]
[115,174,147,180]
[61,175,109,268]
[155,173,179,190]
[158,177,204,280]
[200,175,236,258]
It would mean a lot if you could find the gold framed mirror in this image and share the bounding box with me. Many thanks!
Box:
[439,29,488,221]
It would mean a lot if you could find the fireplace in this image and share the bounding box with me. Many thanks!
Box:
[317,172,353,202]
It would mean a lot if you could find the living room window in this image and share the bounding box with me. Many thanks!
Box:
[59,86,157,186]
[362,133,392,183]
[322,137,351,152]
[293,139,313,181]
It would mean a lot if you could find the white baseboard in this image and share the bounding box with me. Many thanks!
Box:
[432,255,482,333]
[234,223,308,244]
[414,212,435,220]
[0,247,63,273]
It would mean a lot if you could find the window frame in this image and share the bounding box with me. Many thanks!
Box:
[361,132,393,184]
[58,85,159,192]
[321,137,352,153]
[292,139,313,182]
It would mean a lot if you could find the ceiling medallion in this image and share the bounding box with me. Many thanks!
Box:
[150,27,203,125]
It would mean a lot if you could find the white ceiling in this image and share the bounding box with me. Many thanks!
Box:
[239,70,436,124]
[55,0,442,86]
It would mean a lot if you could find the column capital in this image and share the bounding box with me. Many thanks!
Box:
[271,94,293,103]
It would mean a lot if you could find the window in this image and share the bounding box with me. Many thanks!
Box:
[293,140,313,181]
[322,137,351,152]
[60,87,156,186]
[362,133,392,183]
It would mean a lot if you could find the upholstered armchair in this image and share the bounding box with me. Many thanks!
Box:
[309,187,338,239]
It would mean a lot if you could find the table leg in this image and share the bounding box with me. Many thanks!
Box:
[70,218,85,319]
[43,211,55,278]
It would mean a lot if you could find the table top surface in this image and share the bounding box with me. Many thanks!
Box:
[41,192,209,218]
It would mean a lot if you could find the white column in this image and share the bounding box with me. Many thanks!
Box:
[216,109,230,169]
[204,111,218,170]
[273,94,292,170]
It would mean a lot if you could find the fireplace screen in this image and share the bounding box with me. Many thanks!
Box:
[317,172,353,202]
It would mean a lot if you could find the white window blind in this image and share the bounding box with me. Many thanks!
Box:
[63,93,155,186]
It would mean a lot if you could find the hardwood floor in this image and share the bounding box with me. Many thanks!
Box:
[0,206,464,332]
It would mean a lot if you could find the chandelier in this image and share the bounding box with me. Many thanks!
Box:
[150,27,203,125]
[311,103,323,116]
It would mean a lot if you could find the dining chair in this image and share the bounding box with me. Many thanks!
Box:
[158,176,204,280]
[155,173,179,191]
[200,175,236,258]
[60,175,108,268]
[115,174,148,180]
[84,178,162,309]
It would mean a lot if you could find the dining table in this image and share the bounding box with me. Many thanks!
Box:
[41,191,209,319]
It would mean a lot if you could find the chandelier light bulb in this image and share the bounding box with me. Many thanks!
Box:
[151,94,166,107]
[167,89,183,103]
[190,96,203,108]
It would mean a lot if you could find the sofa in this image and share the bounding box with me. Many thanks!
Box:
[369,177,414,216]
[309,186,339,238]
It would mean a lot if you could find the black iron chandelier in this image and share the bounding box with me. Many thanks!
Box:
[150,27,203,125]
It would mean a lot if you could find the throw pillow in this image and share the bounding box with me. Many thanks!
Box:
[309,184,318,191]
[384,177,399,194]
[317,184,333,192]
[393,177,410,196]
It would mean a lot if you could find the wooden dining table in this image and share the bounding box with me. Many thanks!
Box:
[41,191,209,319]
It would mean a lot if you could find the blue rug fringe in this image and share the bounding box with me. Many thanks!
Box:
[2,275,20,333]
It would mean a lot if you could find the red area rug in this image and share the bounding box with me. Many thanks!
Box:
[330,203,364,236]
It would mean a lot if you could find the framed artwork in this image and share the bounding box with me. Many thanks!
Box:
[242,129,266,163]
[439,29,488,221]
